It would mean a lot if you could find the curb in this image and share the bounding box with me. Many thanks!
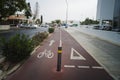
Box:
[0,45,40,80]
[0,64,21,80]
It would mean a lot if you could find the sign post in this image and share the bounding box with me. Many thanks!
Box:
[57,28,62,72]
[57,47,62,71]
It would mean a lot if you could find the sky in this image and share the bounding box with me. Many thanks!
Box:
[27,0,98,22]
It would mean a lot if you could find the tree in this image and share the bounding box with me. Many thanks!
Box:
[51,21,55,24]
[25,3,32,19]
[35,19,41,24]
[0,0,28,20]
[55,19,61,24]
[80,18,99,25]
[0,34,34,63]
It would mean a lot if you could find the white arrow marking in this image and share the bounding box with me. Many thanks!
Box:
[70,48,86,60]
[49,40,55,46]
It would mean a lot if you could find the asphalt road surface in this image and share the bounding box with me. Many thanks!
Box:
[0,27,48,40]
[5,28,114,80]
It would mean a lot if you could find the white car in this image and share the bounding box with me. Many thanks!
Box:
[29,24,38,29]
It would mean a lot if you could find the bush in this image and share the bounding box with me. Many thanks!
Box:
[48,27,54,33]
[0,34,34,63]
[32,32,48,47]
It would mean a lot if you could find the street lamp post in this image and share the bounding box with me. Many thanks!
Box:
[65,0,68,28]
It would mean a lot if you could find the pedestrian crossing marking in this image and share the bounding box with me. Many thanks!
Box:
[70,48,86,60]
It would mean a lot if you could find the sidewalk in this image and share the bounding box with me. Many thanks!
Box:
[74,26,120,46]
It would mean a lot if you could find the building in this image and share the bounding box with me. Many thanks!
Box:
[113,0,120,29]
[8,14,27,26]
[96,0,120,29]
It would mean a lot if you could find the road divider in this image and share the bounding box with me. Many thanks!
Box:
[57,47,62,71]
[57,28,62,72]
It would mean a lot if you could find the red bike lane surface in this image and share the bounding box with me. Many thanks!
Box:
[5,28,114,80]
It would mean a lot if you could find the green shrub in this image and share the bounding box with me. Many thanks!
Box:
[32,32,48,47]
[0,34,34,63]
[48,28,54,33]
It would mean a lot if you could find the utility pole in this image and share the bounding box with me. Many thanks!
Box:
[65,0,68,28]
[33,2,39,20]
[40,15,43,24]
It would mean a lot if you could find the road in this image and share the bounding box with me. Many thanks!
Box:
[0,27,48,40]
[5,28,114,80]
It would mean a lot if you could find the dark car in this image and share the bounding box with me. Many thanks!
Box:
[106,26,112,31]
[93,26,99,29]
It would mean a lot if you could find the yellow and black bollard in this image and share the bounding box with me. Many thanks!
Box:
[57,47,62,71]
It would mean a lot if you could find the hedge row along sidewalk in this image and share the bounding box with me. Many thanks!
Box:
[0,28,55,80]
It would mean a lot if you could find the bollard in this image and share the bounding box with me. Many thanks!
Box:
[57,47,62,71]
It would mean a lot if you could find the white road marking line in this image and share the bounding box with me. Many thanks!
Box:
[60,39,62,47]
[92,66,104,69]
[49,40,55,46]
[59,29,62,47]
[64,65,104,70]
[64,65,75,68]
[70,48,86,60]
[77,66,90,69]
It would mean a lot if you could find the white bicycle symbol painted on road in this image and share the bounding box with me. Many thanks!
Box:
[37,49,54,59]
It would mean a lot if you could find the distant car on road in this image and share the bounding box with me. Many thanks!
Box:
[31,24,38,29]
[101,26,112,31]
[19,24,38,29]
[40,25,49,28]
[18,24,27,28]
[93,26,99,29]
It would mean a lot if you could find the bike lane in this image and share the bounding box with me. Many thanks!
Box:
[5,28,114,80]
[61,28,114,80]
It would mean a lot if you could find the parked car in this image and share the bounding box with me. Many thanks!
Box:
[18,24,27,28]
[101,26,112,31]
[106,26,112,31]
[19,24,38,29]
[114,28,120,32]
[40,25,49,28]
[93,26,99,29]
[31,24,38,29]
[10,24,17,27]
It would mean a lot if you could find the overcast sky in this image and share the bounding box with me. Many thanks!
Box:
[27,0,98,22]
